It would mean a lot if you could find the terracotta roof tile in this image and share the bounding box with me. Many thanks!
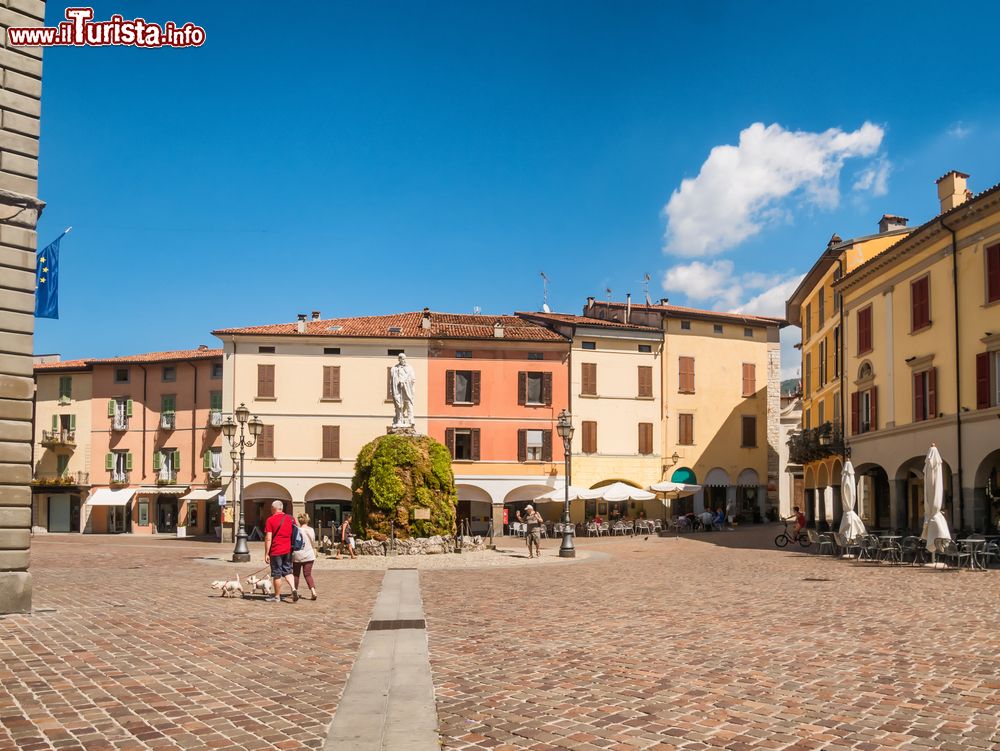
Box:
[589,300,785,326]
[92,347,223,365]
[516,311,661,332]
[33,359,91,372]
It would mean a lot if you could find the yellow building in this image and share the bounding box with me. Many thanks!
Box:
[837,171,1000,533]
[785,218,911,528]
[30,358,92,533]
[584,300,783,521]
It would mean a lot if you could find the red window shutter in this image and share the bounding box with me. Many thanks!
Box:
[976,352,990,409]
[927,367,937,418]
[857,307,872,354]
[913,372,924,422]
[541,430,552,462]
[542,372,553,406]
[471,371,481,405]
[851,391,860,434]
[471,429,480,461]
[986,244,1000,303]
[911,276,929,331]
[517,372,527,405]
[445,428,455,458]
[869,387,877,432]
[517,429,527,462]
[445,370,455,405]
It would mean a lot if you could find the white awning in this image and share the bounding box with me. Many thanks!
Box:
[135,486,189,496]
[86,488,136,507]
[180,489,222,502]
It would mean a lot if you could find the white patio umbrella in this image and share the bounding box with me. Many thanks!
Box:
[648,480,701,498]
[585,481,655,502]
[533,486,593,503]
[920,444,950,563]
[838,460,866,542]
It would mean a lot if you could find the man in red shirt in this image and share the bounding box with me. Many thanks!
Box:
[263,500,298,602]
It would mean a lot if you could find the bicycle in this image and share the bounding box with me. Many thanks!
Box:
[774,521,811,548]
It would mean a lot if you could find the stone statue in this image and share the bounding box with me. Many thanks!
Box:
[390,353,416,429]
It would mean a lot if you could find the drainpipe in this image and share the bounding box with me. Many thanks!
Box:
[185,360,198,485]
[838,258,846,461]
[138,365,148,487]
[939,216,965,531]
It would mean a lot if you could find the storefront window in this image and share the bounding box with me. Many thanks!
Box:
[138,501,149,526]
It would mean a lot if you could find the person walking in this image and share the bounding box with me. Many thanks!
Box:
[263,500,299,603]
[293,512,318,600]
[517,504,544,559]
[335,513,357,560]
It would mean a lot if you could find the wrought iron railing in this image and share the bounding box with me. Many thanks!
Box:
[209,410,223,428]
[157,469,178,485]
[207,472,223,488]
[40,429,76,448]
[32,471,89,486]
[110,471,130,485]
[112,416,129,432]
[160,412,176,430]
[787,422,845,465]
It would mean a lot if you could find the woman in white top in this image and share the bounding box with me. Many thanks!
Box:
[292,513,318,600]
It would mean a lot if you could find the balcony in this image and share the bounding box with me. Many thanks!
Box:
[32,471,89,488]
[111,416,129,432]
[160,412,176,431]
[787,422,845,466]
[157,469,178,486]
[208,410,223,428]
[207,472,223,488]
[110,471,130,486]
[40,429,76,448]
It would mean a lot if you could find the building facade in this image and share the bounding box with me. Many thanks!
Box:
[837,171,1000,534]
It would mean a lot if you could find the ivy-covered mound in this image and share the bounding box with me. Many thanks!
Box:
[351,434,457,540]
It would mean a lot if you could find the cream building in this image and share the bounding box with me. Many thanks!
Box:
[837,171,1000,533]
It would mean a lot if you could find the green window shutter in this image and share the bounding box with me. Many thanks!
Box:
[108,399,115,417]
[59,376,71,398]
[126,399,133,417]
[126,452,133,471]
[105,452,114,471]
[203,450,211,470]
[70,414,76,431]
[153,452,161,471]
[174,449,181,470]
[52,415,58,431]
[210,391,222,411]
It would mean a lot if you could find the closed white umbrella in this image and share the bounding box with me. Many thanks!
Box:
[920,445,950,560]
[533,486,592,503]
[586,481,655,502]
[838,460,866,541]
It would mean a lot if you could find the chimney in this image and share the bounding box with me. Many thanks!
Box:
[936,170,971,213]
[586,296,595,310]
[827,233,842,248]
[311,310,321,320]
[197,344,209,351]
[421,307,432,330]
[296,313,307,334]
[878,214,908,233]
[659,298,669,306]
[493,320,504,338]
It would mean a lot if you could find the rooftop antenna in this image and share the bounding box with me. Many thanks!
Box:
[540,272,551,313]
[639,273,652,306]
[605,286,613,302]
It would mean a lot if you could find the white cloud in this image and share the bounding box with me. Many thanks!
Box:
[662,261,798,313]
[663,122,885,256]
[780,327,802,381]
[852,155,891,196]
[731,273,805,317]
[946,121,972,139]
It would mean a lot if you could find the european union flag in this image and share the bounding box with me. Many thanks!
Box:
[34,234,62,319]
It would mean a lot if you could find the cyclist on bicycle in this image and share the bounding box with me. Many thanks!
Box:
[783,506,806,541]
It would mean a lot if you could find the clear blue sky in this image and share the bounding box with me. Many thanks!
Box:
[34,1,1000,373]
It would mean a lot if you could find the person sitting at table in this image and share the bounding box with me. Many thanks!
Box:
[593,514,604,526]
[700,508,715,530]
[713,507,726,530]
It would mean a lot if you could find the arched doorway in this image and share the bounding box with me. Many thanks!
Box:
[816,464,831,530]
[669,467,697,516]
[735,468,760,522]
[704,468,731,520]
[804,466,816,527]
[974,450,1000,532]
[456,483,493,535]
[854,463,890,529]
[242,482,293,536]
[305,482,352,540]
[895,456,953,533]
[504,485,559,531]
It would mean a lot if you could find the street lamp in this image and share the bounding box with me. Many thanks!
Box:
[222,403,264,562]
[555,409,576,558]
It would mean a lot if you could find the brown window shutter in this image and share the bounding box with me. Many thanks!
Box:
[323,366,340,399]
[679,357,695,393]
[541,430,552,462]
[679,414,693,445]
[741,416,756,447]
[581,363,596,395]
[988,244,1000,303]
[582,421,596,453]
[445,428,455,458]
[471,371,481,405]
[927,367,937,418]
[638,366,652,397]
[976,352,990,409]
[638,423,652,455]
[913,372,924,421]
[869,387,877,431]
[851,391,860,434]
[742,363,755,397]
[471,428,481,461]
[445,370,455,405]
[517,372,527,405]
[322,425,340,459]
[257,424,274,459]
[257,364,274,398]
[542,372,553,406]
[517,429,527,462]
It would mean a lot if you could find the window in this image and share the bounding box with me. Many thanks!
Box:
[161,394,176,414]
[203,447,223,476]
[913,368,937,422]
[857,305,873,355]
[58,376,72,402]
[581,341,597,350]
[517,429,551,462]
[322,425,340,459]
[257,364,275,398]
[805,353,812,396]
[445,428,480,461]
[518,371,551,406]
[678,357,695,393]
[211,362,223,379]
[162,365,176,382]
[680,320,691,331]
[581,421,597,454]
[322,365,341,400]
[456,350,473,359]
[137,500,149,526]
[258,346,275,354]
[975,351,1000,409]
[210,390,223,412]
[852,387,877,434]
[804,408,810,430]
[324,347,341,356]
[109,397,132,427]
[638,344,652,353]
[56,454,69,476]
[256,424,274,459]
[911,275,930,331]
[744,327,753,338]
[805,303,812,341]
[818,289,825,324]
[387,349,404,356]
[638,423,654,455]
[742,363,756,397]
[818,401,825,425]
[678,413,694,445]
[114,368,129,383]
[740,416,757,447]
[818,340,827,387]
[834,391,842,426]
[153,448,179,478]
[527,352,544,360]
[833,326,841,378]
[581,363,597,396]
[446,370,480,405]
[637,366,653,398]
[988,243,1000,303]
[108,450,131,482]
[713,324,724,334]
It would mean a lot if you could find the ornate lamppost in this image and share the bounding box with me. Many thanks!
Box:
[221,403,263,563]
[556,409,576,558]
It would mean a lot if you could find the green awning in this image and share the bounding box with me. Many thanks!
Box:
[671,467,697,484]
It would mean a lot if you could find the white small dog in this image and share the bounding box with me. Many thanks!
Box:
[244,574,274,597]
[210,577,244,598]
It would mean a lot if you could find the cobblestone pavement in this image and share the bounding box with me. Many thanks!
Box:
[0,535,383,751]
[422,529,1000,751]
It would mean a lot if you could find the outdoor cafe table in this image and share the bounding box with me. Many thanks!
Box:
[878,535,902,563]
[958,539,988,571]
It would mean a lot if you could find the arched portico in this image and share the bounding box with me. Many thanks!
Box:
[456,483,493,535]
[304,482,352,537]
[242,482,293,532]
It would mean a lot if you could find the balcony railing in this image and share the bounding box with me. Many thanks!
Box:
[207,472,223,488]
[32,471,89,487]
[110,471,130,486]
[787,422,845,465]
[160,412,176,431]
[208,410,223,428]
[111,416,129,432]
[40,429,76,448]
[157,469,178,485]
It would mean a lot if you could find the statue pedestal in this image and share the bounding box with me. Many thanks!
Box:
[387,425,417,436]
